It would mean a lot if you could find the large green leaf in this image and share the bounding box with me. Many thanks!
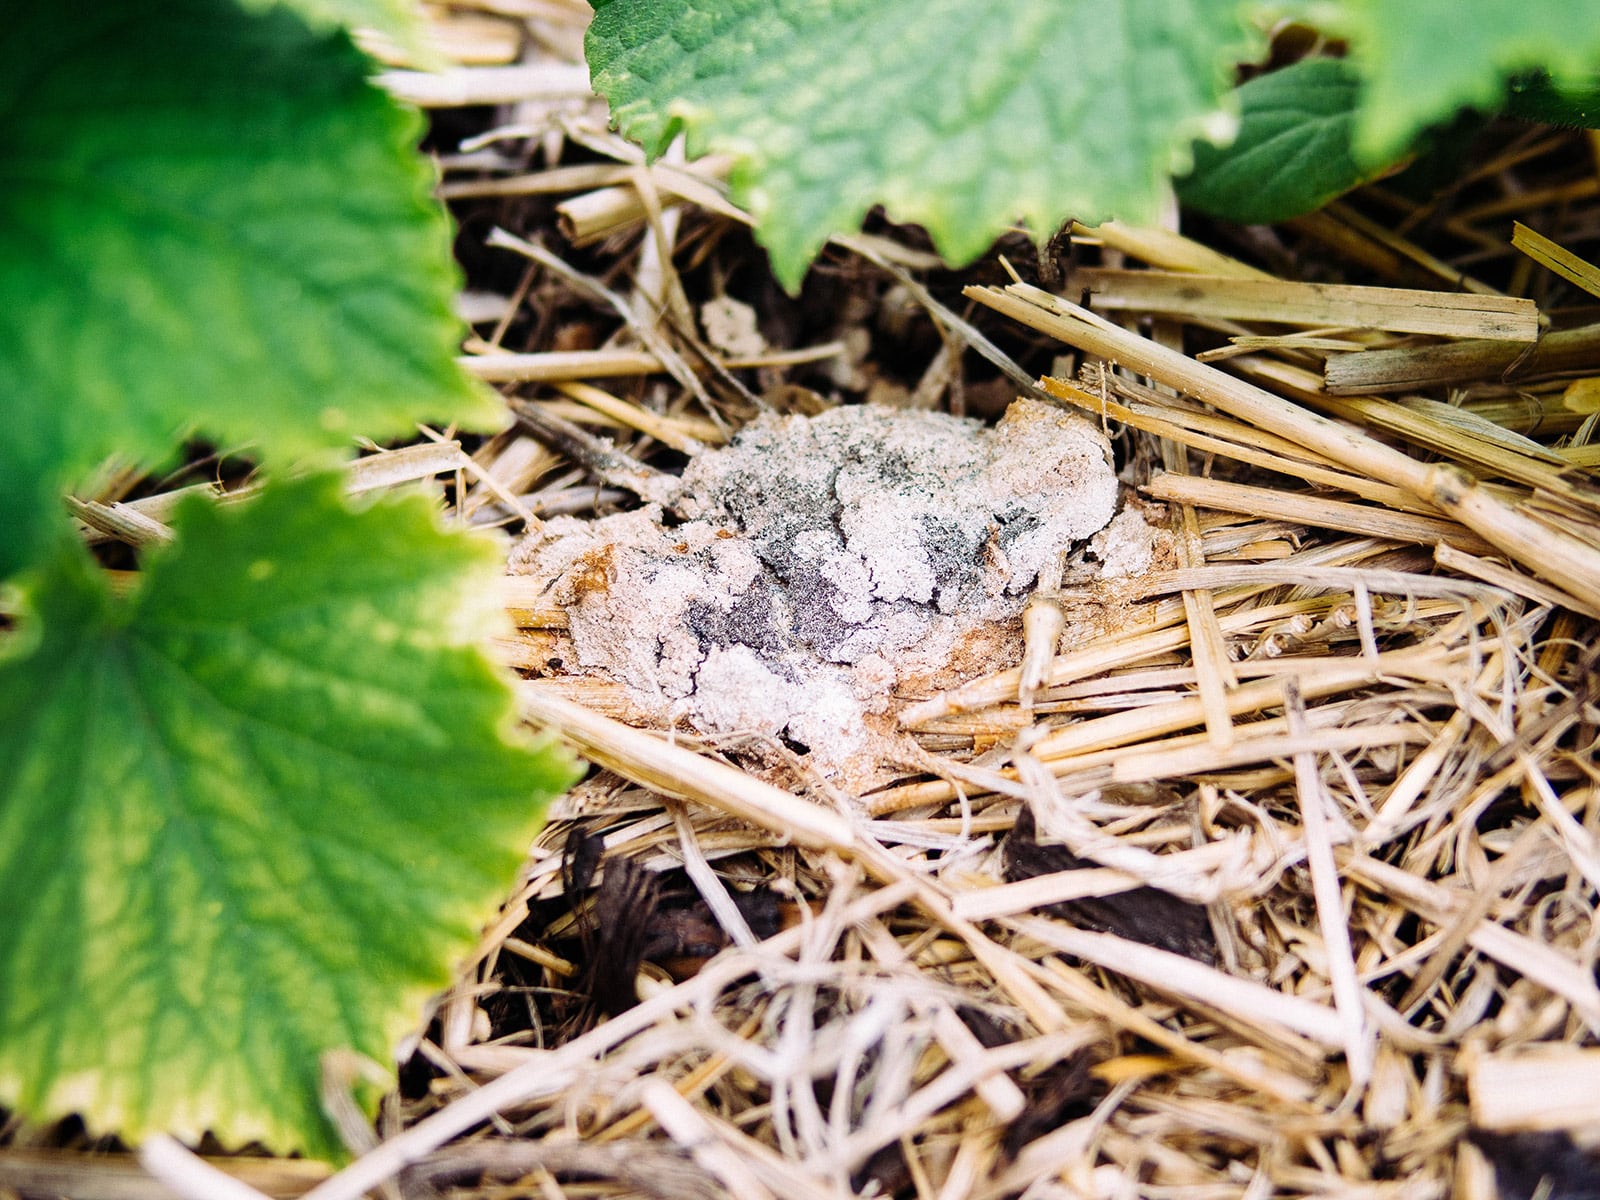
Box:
[244,0,437,61]
[587,0,1267,289]
[1338,0,1600,161]
[0,0,498,578]
[0,477,579,1158]
[1503,72,1600,130]
[253,0,425,41]
[1178,57,1375,225]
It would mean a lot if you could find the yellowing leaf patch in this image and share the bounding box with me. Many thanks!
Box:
[0,477,579,1157]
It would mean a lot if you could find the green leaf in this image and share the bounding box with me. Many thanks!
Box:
[252,0,424,41]
[242,0,437,63]
[1504,72,1600,129]
[1338,0,1600,161]
[1179,58,1381,225]
[587,0,1267,290]
[0,0,499,579]
[0,476,580,1158]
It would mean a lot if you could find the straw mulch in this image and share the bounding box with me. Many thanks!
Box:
[32,6,1600,1200]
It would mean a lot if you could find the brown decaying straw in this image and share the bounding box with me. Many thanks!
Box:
[1071,268,1539,341]
[964,283,1600,607]
[402,162,1600,1200]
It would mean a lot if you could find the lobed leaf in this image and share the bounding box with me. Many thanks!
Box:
[0,477,580,1157]
[1337,0,1600,161]
[587,0,1268,290]
[242,0,438,62]
[1503,72,1600,130]
[0,0,497,578]
[252,0,425,41]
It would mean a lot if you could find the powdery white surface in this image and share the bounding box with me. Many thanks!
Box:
[512,399,1119,785]
[1090,503,1165,579]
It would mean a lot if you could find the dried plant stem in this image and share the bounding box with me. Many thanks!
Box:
[1072,221,1274,279]
[68,497,176,548]
[1161,439,1238,748]
[856,921,1028,1123]
[1312,396,1575,492]
[487,226,714,409]
[899,594,1336,729]
[461,343,844,382]
[1284,681,1374,1091]
[1325,320,1600,394]
[1342,853,1600,1031]
[1469,1047,1600,1131]
[1042,375,1422,511]
[0,1147,326,1200]
[1024,640,1465,761]
[835,233,1051,402]
[517,690,1099,1035]
[966,283,1600,606]
[1440,544,1600,620]
[550,381,723,451]
[1511,220,1600,300]
[137,1138,279,1200]
[301,884,920,1200]
[1141,473,1497,554]
[1071,268,1538,340]
[558,158,743,243]
[886,645,1465,812]
[641,1079,784,1200]
[378,62,592,106]
[1017,554,1066,709]
[1008,917,1345,1050]
[508,399,692,514]
[1290,202,1504,295]
[1396,819,1550,1014]
[437,161,630,200]
[517,684,854,851]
